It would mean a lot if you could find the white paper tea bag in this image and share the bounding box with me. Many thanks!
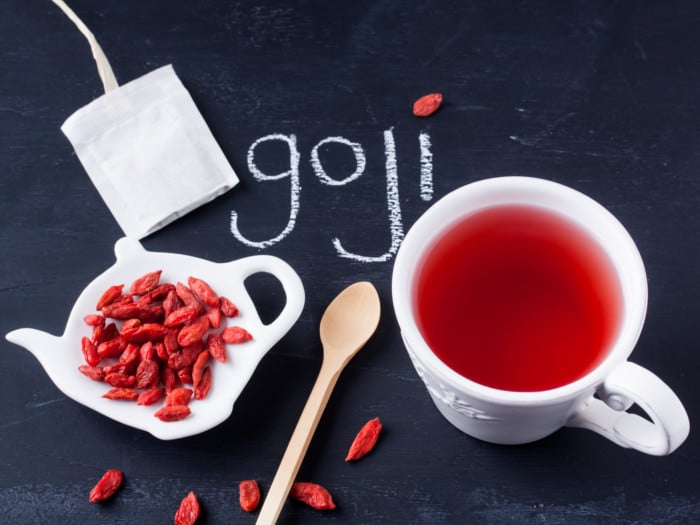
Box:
[54,0,238,239]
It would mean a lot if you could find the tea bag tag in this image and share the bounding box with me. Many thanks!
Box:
[54,0,239,239]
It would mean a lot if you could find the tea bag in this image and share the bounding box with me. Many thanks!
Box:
[54,0,238,239]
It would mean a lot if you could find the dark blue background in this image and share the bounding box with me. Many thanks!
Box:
[1,1,698,523]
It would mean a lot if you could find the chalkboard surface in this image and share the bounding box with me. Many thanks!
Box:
[1,1,699,523]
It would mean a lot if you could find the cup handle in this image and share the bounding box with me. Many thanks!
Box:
[566,362,689,455]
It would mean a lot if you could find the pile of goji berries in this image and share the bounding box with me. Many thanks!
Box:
[79,270,253,421]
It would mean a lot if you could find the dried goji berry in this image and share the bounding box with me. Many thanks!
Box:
[162,366,179,393]
[125,323,167,344]
[89,469,123,503]
[162,328,178,353]
[239,480,260,512]
[95,322,119,345]
[192,350,210,390]
[135,283,174,306]
[289,482,336,510]
[175,282,203,312]
[345,417,382,461]
[102,388,139,401]
[177,316,210,347]
[119,343,140,373]
[412,92,443,117]
[166,387,193,406]
[187,276,219,309]
[135,359,159,389]
[97,337,127,359]
[130,270,162,295]
[102,364,128,376]
[137,386,165,406]
[220,326,253,344]
[112,293,135,305]
[155,341,169,361]
[104,372,136,388]
[206,333,227,363]
[163,289,183,318]
[81,336,100,367]
[119,318,142,340]
[193,367,212,400]
[95,284,124,310]
[164,306,200,328]
[174,491,200,525]
[83,314,105,327]
[206,307,222,329]
[168,342,203,370]
[102,303,164,323]
[219,296,239,317]
[155,405,191,422]
[177,366,193,385]
[78,365,104,382]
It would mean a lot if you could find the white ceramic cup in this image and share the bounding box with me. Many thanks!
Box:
[392,176,689,455]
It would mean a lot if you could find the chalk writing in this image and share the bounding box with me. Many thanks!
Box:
[419,131,433,202]
[230,133,301,249]
[230,129,432,263]
[310,136,366,186]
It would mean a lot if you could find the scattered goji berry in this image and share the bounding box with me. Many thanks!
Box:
[102,388,139,401]
[220,326,253,344]
[136,283,174,306]
[129,270,162,295]
[174,491,200,525]
[345,417,382,461]
[89,469,123,503]
[289,482,336,510]
[412,92,443,117]
[219,296,238,317]
[239,480,260,512]
[155,405,191,422]
[187,276,219,308]
[95,284,124,310]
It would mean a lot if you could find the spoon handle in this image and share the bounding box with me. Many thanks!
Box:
[256,360,341,525]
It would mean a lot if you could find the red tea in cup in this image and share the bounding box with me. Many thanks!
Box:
[415,204,623,392]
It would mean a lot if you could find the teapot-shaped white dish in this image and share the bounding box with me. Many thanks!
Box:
[5,237,305,440]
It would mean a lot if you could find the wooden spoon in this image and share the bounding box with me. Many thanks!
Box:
[255,281,381,525]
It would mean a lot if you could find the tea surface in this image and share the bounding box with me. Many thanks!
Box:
[415,204,623,392]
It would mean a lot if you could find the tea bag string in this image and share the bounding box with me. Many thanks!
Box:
[51,0,119,93]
